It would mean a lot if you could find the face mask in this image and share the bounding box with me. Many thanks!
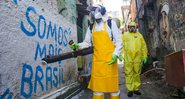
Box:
[95,18,102,24]
[129,26,136,33]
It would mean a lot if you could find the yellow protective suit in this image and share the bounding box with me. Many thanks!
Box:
[122,31,147,92]
[88,22,119,93]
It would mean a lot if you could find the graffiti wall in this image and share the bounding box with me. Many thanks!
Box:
[169,0,185,51]
[0,0,77,98]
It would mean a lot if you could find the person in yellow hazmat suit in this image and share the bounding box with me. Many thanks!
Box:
[69,5,123,99]
[121,21,148,97]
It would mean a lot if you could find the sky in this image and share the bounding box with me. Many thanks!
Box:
[102,0,130,12]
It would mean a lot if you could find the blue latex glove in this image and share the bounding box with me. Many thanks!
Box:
[142,57,147,65]
[119,54,124,62]
[108,54,118,65]
[69,43,79,50]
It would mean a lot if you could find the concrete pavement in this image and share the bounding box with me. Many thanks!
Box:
[72,64,171,99]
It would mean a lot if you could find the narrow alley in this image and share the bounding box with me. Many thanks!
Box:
[72,64,173,99]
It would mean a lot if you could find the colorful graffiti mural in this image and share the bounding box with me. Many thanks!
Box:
[169,0,185,50]
[159,2,170,45]
[170,0,185,36]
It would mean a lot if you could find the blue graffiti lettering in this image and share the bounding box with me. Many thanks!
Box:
[34,65,44,93]
[38,15,46,39]
[34,42,46,61]
[58,49,63,64]
[12,0,18,5]
[46,66,52,90]
[20,6,72,47]
[0,88,12,99]
[47,22,57,41]
[63,30,68,46]
[49,44,54,56]
[7,95,12,99]
[21,64,33,98]
[58,27,63,45]
[59,67,65,84]
[53,67,58,87]
[21,64,65,98]
[19,6,72,98]
[54,42,58,56]
[20,6,37,36]
[34,42,63,61]
[12,0,23,5]
[58,48,62,55]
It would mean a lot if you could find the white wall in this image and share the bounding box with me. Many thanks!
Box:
[0,0,78,98]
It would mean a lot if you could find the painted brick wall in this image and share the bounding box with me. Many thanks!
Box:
[0,0,78,98]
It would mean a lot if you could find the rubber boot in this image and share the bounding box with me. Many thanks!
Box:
[93,94,104,99]
[127,91,133,97]
[110,95,120,99]
[134,90,141,95]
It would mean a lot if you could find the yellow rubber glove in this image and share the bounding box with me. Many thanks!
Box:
[108,54,117,65]
[69,43,79,50]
